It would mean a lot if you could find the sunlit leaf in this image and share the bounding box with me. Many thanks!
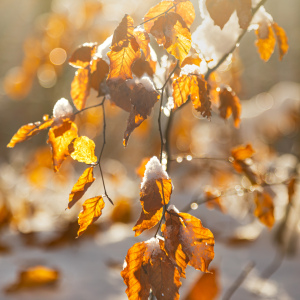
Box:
[121,238,181,300]
[69,43,97,68]
[231,144,254,161]
[77,196,105,237]
[163,207,215,273]
[70,68,90,110]
[254,191,275,228]
[272,22,289,60]
[133,30,151,61]
[68,167,95,209]
[69,136,97,164]
[150,12,191,64]
[107,15,141,81]
[7,117,54,148]
[219,85,241,128]
[172,73,211,118]
[255,22,276,62]
[5,265,59,293]
[47,120,78,172]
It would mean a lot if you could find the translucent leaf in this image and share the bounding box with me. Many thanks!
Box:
[77,196,105,237]
[272,22,289,60]
[254,191,275,228]
[255,23,276,62]
[7,117,54,148]
[69,43,97,69]
[47,120,78,172]
[68,167,95,209]
[69,136,97,164]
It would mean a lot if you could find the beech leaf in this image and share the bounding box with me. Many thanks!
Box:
[69,136,98,164]
[254,191,275,228]
[68,167,95,209]
[272,22,289,60]
[47,119,78,172]
[77,196,105,237]
[69,43,97,69]
[7,116,54,148]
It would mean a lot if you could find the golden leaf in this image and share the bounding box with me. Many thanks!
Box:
[70,68,90,110]
[7,117,54,148]
[254,191,275,228]
[231,144,254,161]
[47,120,78,172]
[150,12,191,64]
[5,265,59,293]
[77,196,105,237]
[272,22,289,60]
[68,167,95,209]
[69,136,97,164]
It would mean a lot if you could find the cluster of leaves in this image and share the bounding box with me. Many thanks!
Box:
[7,0,291,299]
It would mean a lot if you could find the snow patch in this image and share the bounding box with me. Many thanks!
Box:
[141,156,169,189]
[53,98,73,118]
[167,205,179,214]
[180,64,202,76]
[96,35,112,64]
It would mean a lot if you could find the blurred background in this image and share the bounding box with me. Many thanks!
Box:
[0,0,299,299]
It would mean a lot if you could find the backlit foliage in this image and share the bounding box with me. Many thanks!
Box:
[6,0,292,299]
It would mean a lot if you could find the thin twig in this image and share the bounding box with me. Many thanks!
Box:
[158,60,179,162]
[97,98,113,205]
[73,101,105,116]
[169,155,230,163]
[205,0,268,80]
[223,262,255,300]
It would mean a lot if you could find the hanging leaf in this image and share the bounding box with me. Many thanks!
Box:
[68,167,95,209]
[219,85,241,128]
[7,116,54,148]
[47,119,78,172]
[90,57,109,94]
[69,43,97,69]
[172,73,211,118]
[71,68,90,110]
[150,12,191,64]
[133,30,151,61]
[162,207,215,273]
[254,191,275,228]
[77,196,105,237]
[255,22,276,62]
[107,15,141,81]
[121,238,181,300]
[69,136,97,164]
[272,22,289,60]
[287,177,296,204]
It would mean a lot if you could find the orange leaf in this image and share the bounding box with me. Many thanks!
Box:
[254,191,275,228]
[5,265,59,293]
[150,12,191,64]
[272,22,289,60]
[231,144,254,161]
[133,30,151,61]
[219,85,241,128]
[172,73,211,118]
[7,116,54,148]
[121,238,181,300]
[77,196,105,237]
[206,0,251,30]
[90,57,109,94]
[107,15,141,81]
[70,68,90,110]
[68,167,95,209]
[255,22,276,62]
[47,120,78,172]
[143,0,195,33]
[205,187,225,213]
[163,207,215,273]
[181,53,202,68]
[110,198,132,223]
[287,177,296,204]
[69,136,97,164]
[132,207,163,237]
[136,157,150,178]
[69,43,97,69]
[123,81,159,146]
[121,241,151,300]
[184,268,219,300]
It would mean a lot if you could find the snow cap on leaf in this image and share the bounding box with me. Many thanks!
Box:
[53,98,73,119]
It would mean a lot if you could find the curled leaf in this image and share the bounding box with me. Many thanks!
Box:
[69,136,97,164]
[68,167,95,209]
[272,22,289,60]
[77,196,105,237]
[71,68,90,110]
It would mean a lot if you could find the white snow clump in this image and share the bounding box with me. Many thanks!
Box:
[141,156,169,189]
[53,98,73,119]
